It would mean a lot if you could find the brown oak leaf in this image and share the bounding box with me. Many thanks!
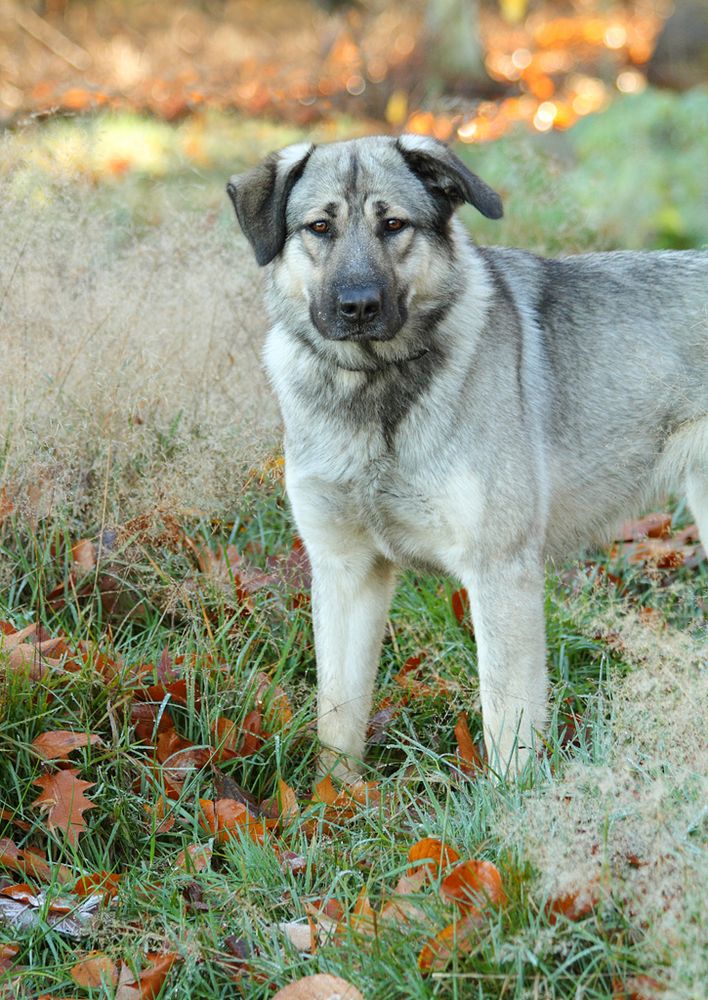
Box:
[32,769,96,844]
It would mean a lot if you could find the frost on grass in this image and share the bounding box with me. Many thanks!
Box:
[501,604,707,997]
[0,176,279,534]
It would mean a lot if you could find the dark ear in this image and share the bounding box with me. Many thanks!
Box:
[396,134,503,221]
[226,142,314,266]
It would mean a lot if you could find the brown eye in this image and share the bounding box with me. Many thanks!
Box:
[384,218,407,233]
[308,220,330,234]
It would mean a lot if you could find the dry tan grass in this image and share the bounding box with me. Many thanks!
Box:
[0,174,279,534]
[500,602,707,997]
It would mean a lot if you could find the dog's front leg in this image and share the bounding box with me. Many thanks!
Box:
[463,551,547,777]
[309,549,397,781]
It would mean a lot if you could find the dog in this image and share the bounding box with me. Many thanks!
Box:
[227,134,708,779]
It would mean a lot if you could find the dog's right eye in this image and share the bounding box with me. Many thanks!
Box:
[308,220,330,235]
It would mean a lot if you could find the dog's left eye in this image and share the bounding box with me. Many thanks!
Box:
[308,220,330,235]
[384,218,407,233]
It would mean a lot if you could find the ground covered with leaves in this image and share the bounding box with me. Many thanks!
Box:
[1,101,706,998]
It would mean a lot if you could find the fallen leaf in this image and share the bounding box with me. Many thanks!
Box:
[212,708,264,760]
[73,873,121,898]
[144,795,176,834]
[622,538,688,570]
[304,898,344,946]
[394,654,451,698]
[0,884,102,938]
[418,910,484,972]
[174,842,213,873]
[380,869,428,925]
[366,702,399,744]
[407,837,460,877]
[220,934,254,979]
[272,973,363,1000]
[453,712,484,776]
[212,769,261,814]
[70,952,118,988]
[0,837,72,883]
[277,920,315,954]
[0,942,19,971]
[546,882,599,923]
[265,537,312,606]
[32,769,96,844]
[115,951,179,1000]
[440,859,506,912]
[277,779,299,822]
[617,513,672,541]
[612,974,665,999]
[72,539,97,573]
[0,486,14,525]
[255,672,294,729]
[277,849,308,876]
[450,588,470,626]
[32,730,102,762]
[0,808,30,832]
[198,798,268,843]
[130,702,173,743]
[349,885,377,935]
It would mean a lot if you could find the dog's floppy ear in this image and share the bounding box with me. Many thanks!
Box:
[396,134,503,221]
[226,142,314,266]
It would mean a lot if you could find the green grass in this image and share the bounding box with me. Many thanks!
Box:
[1,477,704,998]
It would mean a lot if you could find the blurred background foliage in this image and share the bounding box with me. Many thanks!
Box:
[0,0,706,250]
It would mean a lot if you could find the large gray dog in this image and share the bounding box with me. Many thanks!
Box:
[228,134,707,779]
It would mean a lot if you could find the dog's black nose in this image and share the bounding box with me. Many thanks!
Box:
[337,285,382,323]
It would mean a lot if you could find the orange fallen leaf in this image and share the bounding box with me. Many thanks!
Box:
[144,795,176,834]
[70,952,118,988]
[72,539,97,573]
[546,882,599,923]
[142,678,189,706]
[450,588,470,626]
[0,808,30,832]
[418,910,485,972]
[622,538,687,569]
[277,779,299,822]
[32,769,96,845]
[407,837,461,877]
[440,859,506,912]
[0,837,73,883]
[198,798,268,844]
[115,951,180,1000]
[454,712,484,776]
[255,672,293,729]
[174,842,212,873]
[612,974,664,999]
[32,730,102,762]
[0,486,14,525]
[212,708,265,760]
[394,654,451,698]
[349,885,377,935]
[0,942,19,971]
[73,873,121,898]
[617,513,672,542]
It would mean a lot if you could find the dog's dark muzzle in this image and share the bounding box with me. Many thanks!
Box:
[313,283,405,342]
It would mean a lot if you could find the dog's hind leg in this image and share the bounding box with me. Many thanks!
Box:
[463,550,548,778]
[309,549,397,782]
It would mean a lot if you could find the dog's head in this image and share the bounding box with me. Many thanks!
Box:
[227,135,502,348]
